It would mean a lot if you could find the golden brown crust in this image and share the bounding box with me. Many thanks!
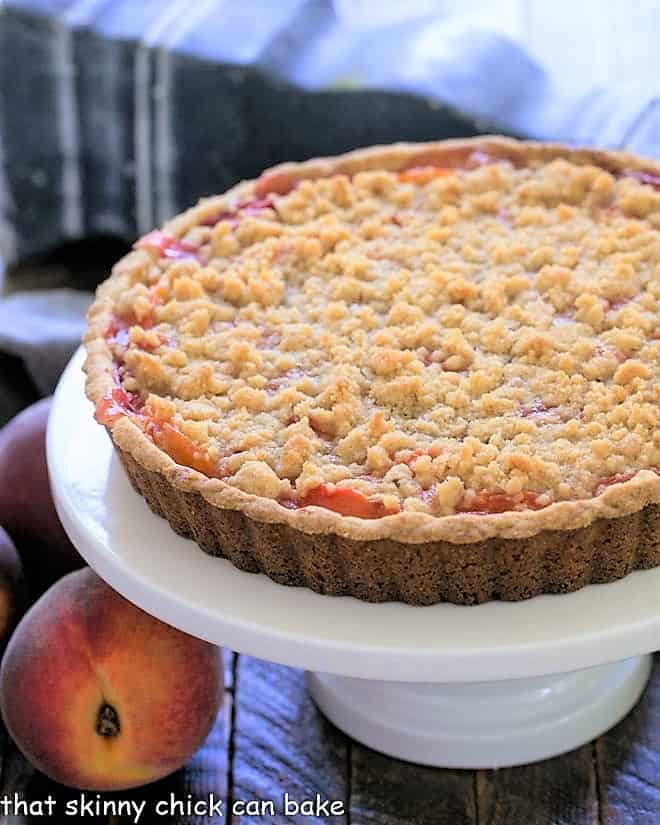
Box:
[85,130,660,592]
[117,445,660,605]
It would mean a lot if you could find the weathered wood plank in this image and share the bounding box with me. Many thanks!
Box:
[476,745,599,825]
[350,744,477,825]
[596,654,660,825]
[231,656,348,824]
[477,749,599,825]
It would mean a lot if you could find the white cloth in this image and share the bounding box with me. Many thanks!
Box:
[0,289,91,394]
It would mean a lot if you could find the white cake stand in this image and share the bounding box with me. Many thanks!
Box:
[47,350,659,769]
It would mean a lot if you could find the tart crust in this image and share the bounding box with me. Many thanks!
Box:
[117,446,660,605]
[84,136,660,603]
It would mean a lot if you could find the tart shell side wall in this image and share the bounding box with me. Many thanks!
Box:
[116,448,660,606]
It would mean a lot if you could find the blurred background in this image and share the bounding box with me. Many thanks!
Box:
[1,0,659,424]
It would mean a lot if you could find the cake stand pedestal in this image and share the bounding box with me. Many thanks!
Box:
[48,350,659,769]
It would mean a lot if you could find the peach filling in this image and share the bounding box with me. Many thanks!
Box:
[254,171,298,198]
[150,421,226,479]
[105,316,133,347]
[294,484,399,519]
[94,387,143,427]
[457,490,549,515]
[398,446,443,465]
[622,169,660,190]
[105,315,160,349]
[199,196,277,228]
[95,388,226,479]
[135,230,198,260]
[398,166,453,184]
[595,468,660,495]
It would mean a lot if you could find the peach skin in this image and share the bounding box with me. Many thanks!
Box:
[0,398,83,592]
[0,568,223,790]
[0,526,25,644]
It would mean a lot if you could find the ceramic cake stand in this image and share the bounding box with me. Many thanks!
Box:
[47,350,660,769]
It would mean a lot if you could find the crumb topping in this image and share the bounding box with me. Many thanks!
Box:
[98,154,660,517]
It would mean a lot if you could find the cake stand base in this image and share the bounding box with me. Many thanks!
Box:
[308,655,652,768]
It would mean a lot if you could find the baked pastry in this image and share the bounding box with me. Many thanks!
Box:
[84,136,660,605]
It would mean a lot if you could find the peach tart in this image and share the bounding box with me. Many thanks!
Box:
[84,137,660,605]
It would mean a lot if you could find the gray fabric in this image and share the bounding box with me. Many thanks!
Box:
[0,5,659,393]
[0,289,91,395]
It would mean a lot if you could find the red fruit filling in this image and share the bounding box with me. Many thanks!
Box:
[135,230,198,260]
[457,490,549,515]
[398,166,453,184]
[95,387,143,427]
[595,468,660,495]
[623,169,660,190]
[199,195,277,228]
[296,484,398,518]
[254,171,297,198]
[397,446,443,464]
[399,148,509,175]
[150,421,226,479]
[105,315,162,350]
[241,196,276,215]
[95,388,225,479]
[105,316,132,348]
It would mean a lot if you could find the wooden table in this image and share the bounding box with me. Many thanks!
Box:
[0,651,657,823]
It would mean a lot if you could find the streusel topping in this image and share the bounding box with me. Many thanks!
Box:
[98,154,660,517]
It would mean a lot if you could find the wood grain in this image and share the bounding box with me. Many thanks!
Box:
[476,747,599,825]
[596,656,660,825]
[350,744,477,825]
[230,656,348,824]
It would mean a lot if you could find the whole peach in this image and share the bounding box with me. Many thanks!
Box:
[0,568,223,790]
[0,398,83,591]
[0,526,25,643]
